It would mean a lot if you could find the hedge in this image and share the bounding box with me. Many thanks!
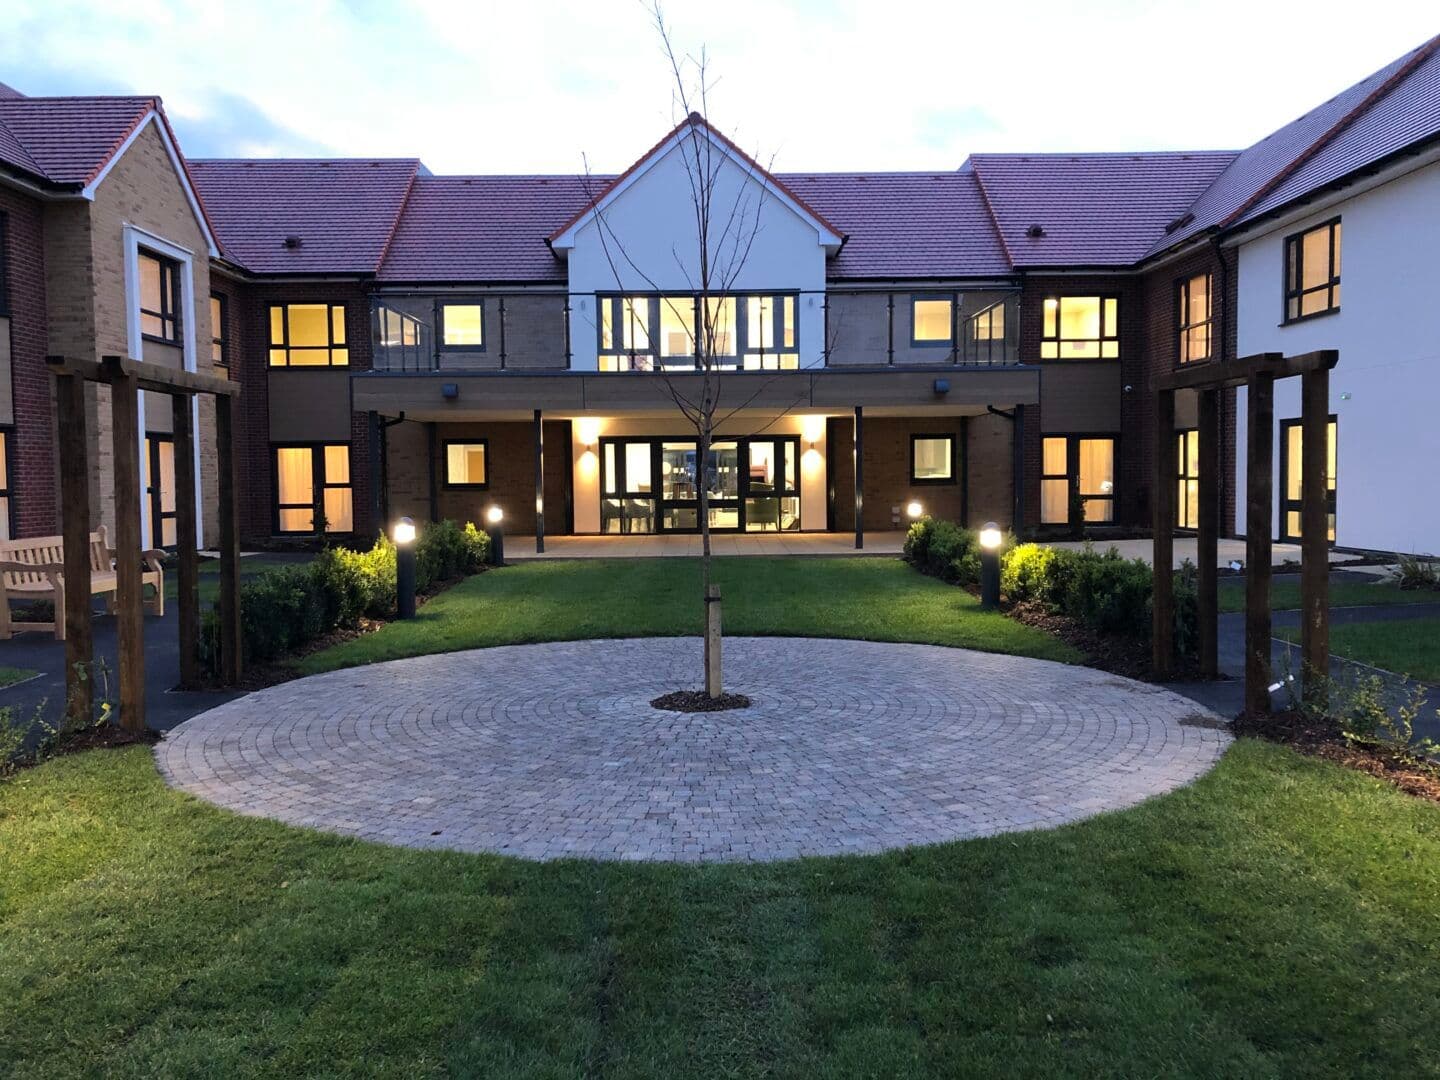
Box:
[904,518,1198,658]
[198,520,489,676]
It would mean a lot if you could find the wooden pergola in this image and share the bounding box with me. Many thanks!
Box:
[1152,349,1338,713]
[47,353,243,732]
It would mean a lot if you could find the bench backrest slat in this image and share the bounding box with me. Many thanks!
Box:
[0,529,112,587]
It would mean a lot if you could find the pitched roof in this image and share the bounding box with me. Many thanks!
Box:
[1154,34,1440,253]
[778,171,1011,278]
[548,113,843,250]
[0,94,156,187]
[189,158,423,274]
[379,175,595,282]
[968,151,1239,267]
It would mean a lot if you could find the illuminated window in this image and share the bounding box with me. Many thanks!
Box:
[209,294,227,366]
[1284,219,1341,322]
[598,295,653,371]
[139,251,181,343]
[701,297,737,362]
[1280,418,1337,542]
[1177,273,1212,364]
[1042,435,1116,525]
[971,301,1005,340]
[269,304,348,366]
[911,297,953,344]
[1176,429,1199,529]
[1040,296,1119,360]
[440,302,484,348]
[443,440,489,488]
[743,295,798,369]
[377,306,425,370]
[910,435,955,483]
[273,444,352,534]
[0,429,11,540]
[658,296,697,365]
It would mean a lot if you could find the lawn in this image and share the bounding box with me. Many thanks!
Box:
[166,554,304,604]
[3,740,1438,1077]
[297,557,1079,675]
[0,665,37,688]
[1217,577,1438,613]
[1280,616,1440,681]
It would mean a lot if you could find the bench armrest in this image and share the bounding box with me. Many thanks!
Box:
[0,559,63,574]
[141,549,167,572]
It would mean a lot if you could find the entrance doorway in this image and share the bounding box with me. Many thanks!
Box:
[1279,416,1336,543]
[600,435,800,534]
[143,434,177,549]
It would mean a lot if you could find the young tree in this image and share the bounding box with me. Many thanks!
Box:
[577,2,813,697]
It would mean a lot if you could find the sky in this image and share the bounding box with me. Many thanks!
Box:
[2,0,1436,175]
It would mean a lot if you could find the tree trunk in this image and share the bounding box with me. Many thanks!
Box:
[697,421,720,695]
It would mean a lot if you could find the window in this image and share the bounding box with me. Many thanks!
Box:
[139,251,181,343]
[598,296,653,371]
[1042,435,1116,525]
[439,302,484,349]
[1177,273,1212,364]
[1176,429,1199,529]
[443,440,489,488]
[911,296,953,345]
[269,303,348,366]
[376,306,426,370]
[1040,296,1118,360]
[1280,417,1337,543]
[1284,218,1340,322]
[0,212,9,315]
[210,294,227,366]
[0,429,12,540]
[910,435,956,484]
[962,299,1010,364]
[144,435,177,548]
[742,294,798,369]
[273,444,352,534]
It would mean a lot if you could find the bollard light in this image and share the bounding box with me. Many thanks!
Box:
[485,505,505,566]
[906,500,925,520]
[979,520,1002,611]
[393,516,417,619]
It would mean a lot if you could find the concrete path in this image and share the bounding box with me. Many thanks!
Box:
[157,637,1229,863]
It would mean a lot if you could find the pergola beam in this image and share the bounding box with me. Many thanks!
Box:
[1152,350,1336,392]
[45,353,239,397]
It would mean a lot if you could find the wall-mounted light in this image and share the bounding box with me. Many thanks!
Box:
[441,382,459,400]
[576,417,600,448]
[906,500,924,520]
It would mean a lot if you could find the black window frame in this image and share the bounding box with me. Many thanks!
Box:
[209,292,228,367]
[1176,272,1213,364]
[144,433,177,549]
[1278,415,1337,544]
[909,293,956,347]
[138,249,182,345]
[0,427,13,541]
[1283,217,1341,324]
[268,302,349,368]
[436,299,487,352]
[1176,427,1199,530]
[595,292,798,372]
[271,442,354,536]
[441,438,490,490]
[1041,434,1119,527]
[1039,295,1120,361]
[909,433,957,485]
[0,211,9,316]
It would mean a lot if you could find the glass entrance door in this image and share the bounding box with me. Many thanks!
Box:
[600,439,656,533]
[1279,417,1336,543]
[743,438,800,531]
[144,434,177,548]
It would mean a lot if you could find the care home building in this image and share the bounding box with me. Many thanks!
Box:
[1,33,1437,557]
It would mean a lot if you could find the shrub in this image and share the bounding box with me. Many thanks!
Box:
[198,519,490,678]
[1000,543,1056,604]
[903,518,983,587]
[1390,554,1440,591]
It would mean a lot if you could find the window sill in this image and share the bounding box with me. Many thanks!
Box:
[141,333,183,348]
[1280,306,1340,327]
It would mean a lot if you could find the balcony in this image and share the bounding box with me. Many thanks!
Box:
[370,289,1020,372]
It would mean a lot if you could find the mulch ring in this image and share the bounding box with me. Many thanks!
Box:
[1004,599,1211,684]
[1233,710,1440,804]
[651,689,753,713]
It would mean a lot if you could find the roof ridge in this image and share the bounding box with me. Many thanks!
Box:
[970,149,1239,159]
[188,156,422,165]
[965,157,1015,268]
[1216,33,1440,229]
[374,161,424,274]
[80,99,157,187]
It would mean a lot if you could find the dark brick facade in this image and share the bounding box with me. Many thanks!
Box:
[0,189,58,537]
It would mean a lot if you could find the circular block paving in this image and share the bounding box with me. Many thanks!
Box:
[157,637,1230,862]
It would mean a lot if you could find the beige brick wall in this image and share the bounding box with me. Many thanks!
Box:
[43,120,221,543]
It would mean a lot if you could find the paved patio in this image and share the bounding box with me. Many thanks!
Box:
[157,637,1229,862]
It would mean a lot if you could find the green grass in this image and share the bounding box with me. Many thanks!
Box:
[1218,577,1440,613]
[297,557,1079,675]
[2,740,1438,1077]
[164,554,303,604]
[0,665,37,688]
[1280,616,1440,681]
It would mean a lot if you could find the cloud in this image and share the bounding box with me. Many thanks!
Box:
[165,91,337,159]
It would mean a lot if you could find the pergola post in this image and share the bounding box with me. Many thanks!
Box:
[215,393,243,685]
[853,405,864,550]
[1196,387,1220,677]
[1151,388,1176,678]
[1245,372,1275,715]
[1300,364,1330,693]
[107,360,146,732]
[534,408,545,553]
[172,393,200,690]
[53,366,93,725]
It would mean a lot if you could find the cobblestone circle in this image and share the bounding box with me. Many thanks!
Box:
[156,637,1230,862]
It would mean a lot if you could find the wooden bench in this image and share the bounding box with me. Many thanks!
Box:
[0,527,164,640]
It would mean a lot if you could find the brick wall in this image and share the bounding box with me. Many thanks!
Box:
[0,189,58,536]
